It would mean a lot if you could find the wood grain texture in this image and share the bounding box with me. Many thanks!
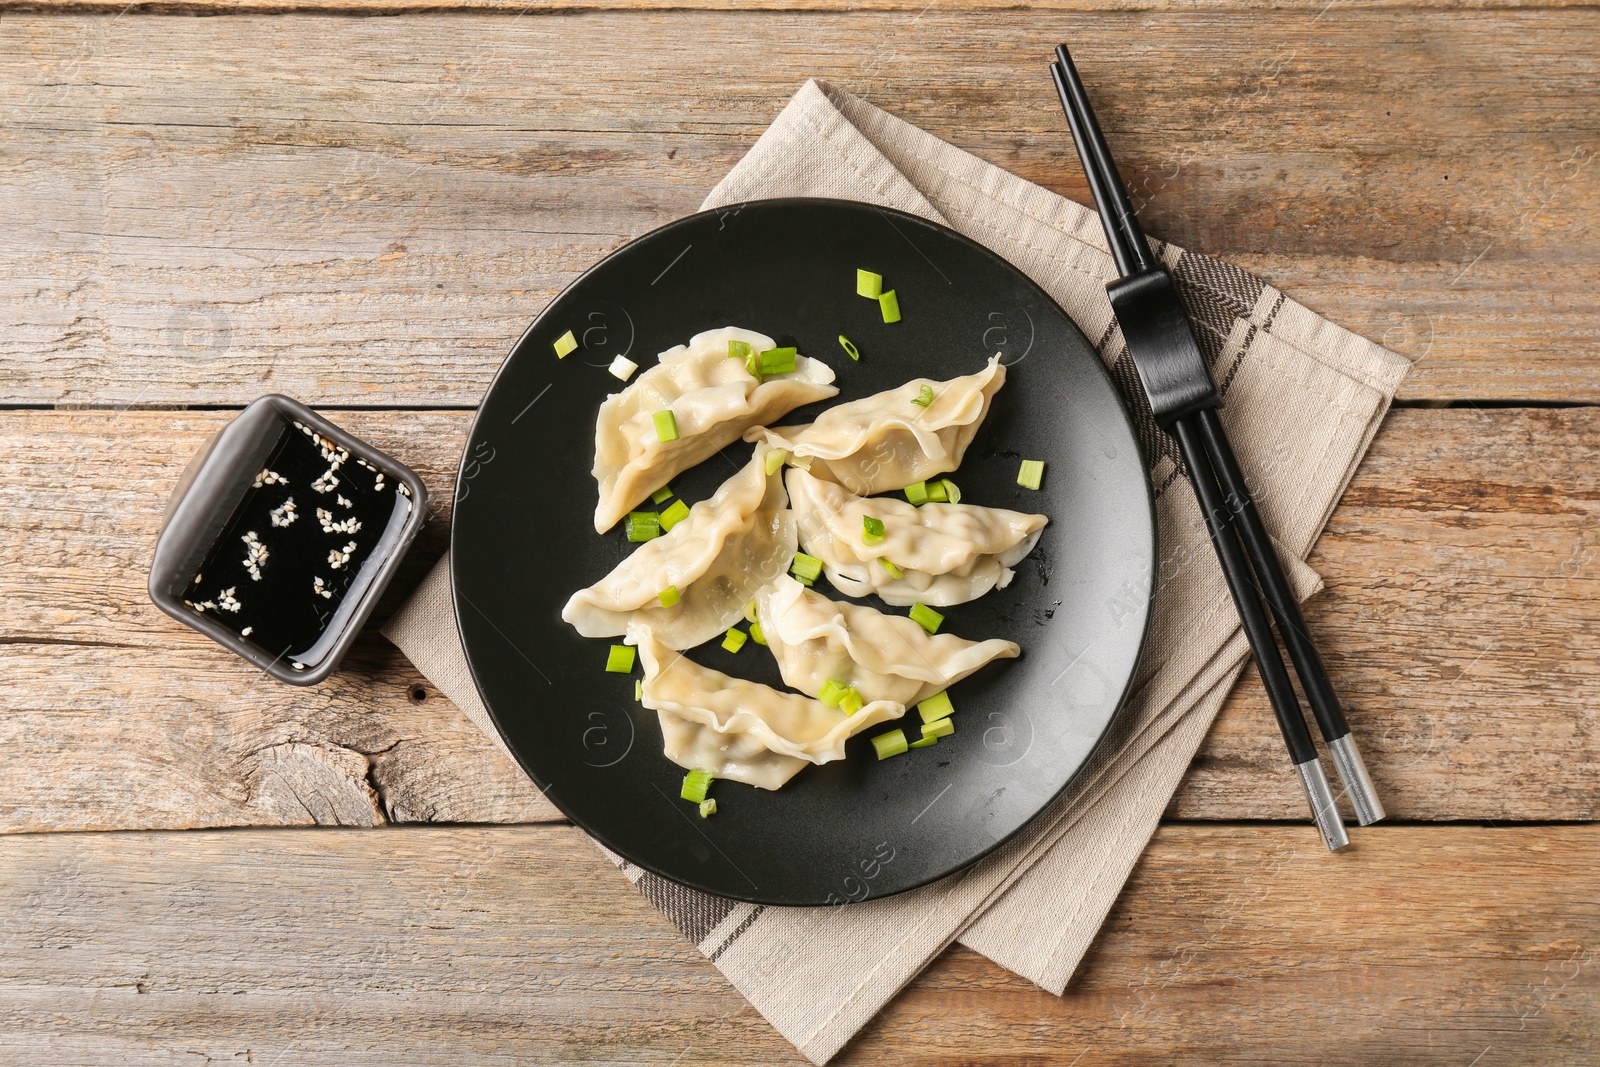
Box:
[0,822,1594,1065]
[3,9,1597,406]
[0,406,1593,833]
[7,0,1594,12]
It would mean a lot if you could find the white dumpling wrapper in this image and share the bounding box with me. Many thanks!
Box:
[562,442,794,650]
[630,625,903,791]
[755,575,1019,706]
[591,326,837,532]
[746,355,1004,496]
[786,466,1048,607]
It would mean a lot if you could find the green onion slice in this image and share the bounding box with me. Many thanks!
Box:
[817,679,849,708]
[728,339,752,360]
[699,798,717,818]
[790,552,824,582]
[839,688,864,716]
[911,384,935,408]
[634,678,643,701]
[1018,459,1045,490]
[553,330,578,359]
[917,690,955,724]
[939,479,961,504]
[878,290,901,324]
[922,717,955,740]
[838,335,861,362]
[909,602,944,634]
[903,481,930,506]
[856,269,883,299]
[744,352,763,380]
[722,627,748,653]
[757,346,798,375]
[624,511,661,542]
[659,499,691,532]
[743,599,758,623]
[924,479,949,503]
[605,645,636,673]
[680,768,713,803]
[862,515,886,546]
[764,448,788,476]
[749,620,767,646]
[878,557,905,580]
[657,585,681,608]
[653,409,679,442]
[908,736,938,749]
[650,484,674,505]
[872,729,909,760]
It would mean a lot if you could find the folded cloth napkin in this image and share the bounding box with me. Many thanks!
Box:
[383,79,1412,1063]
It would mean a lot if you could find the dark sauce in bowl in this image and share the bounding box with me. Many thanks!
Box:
[179,415,413,673]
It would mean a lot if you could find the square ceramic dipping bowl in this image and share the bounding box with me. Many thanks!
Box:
[149,394,429,686]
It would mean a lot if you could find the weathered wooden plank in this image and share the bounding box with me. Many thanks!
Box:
[0,407,1593,832]
[0,822,1593,1065]
[2,10,1596,406]
[7,0,1594,12]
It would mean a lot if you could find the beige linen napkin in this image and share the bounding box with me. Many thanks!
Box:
[384,80,1411,1064]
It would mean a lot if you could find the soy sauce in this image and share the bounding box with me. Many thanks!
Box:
[180,415,412,672]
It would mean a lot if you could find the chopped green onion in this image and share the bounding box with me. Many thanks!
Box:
[757,346,797,375]
[744,352,763,380]
[903,481,930,506]
[790,552,824,583]
[911,384,935,408]
[862,515,886,546]
[922,716,955,740]
[653,409,679,442]
[839,688,864,716]
[743,600,758,623]
[659,499,691,532]
[722,627,748,653]
[624,511,661,542]
[878,290,901,324]
[764,448,788,476]
[749,620,766,646]
[794,573,814,587]
[856,269,883,299]
[699,798,717,818]
[909,602,944,634]
[939,479,961,504]
[817,679,850,708]
[634,678,643,701]
[924,479,949,503]
[609,355,638,382]
[1018,459,1045,490]
[918,690,955,724]
[605,645,635,673]
[728,339,752,361]
[657,585,681,608]
[553,329,578,359]
[838,335,861,362]
[681,768,713,803]
[650,484,674,505]
[872,729,909,760]
[909,736,938,749]
[878,557,905,580]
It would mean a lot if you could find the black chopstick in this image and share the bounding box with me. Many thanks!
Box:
[1049,43,1386,846]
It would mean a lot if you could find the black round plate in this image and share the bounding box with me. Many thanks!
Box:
[452,198,1155,906]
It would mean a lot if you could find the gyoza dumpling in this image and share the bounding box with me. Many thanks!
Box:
[746,356,1004,496]
[630,625,903,790]
[592,326,836,532]
[563,442,794,650]
[786,466,1047,606]
[755,575,1019,706]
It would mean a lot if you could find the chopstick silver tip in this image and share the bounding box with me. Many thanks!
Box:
[1329,734,1386,826]
[1295,759,1351,852]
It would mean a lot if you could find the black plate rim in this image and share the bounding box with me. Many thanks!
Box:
[450,196,1158,904]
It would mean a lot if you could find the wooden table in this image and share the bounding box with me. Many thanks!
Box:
[2,1,1596,1062]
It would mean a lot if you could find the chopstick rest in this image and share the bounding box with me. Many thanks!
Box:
[1049,43,1385,848]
